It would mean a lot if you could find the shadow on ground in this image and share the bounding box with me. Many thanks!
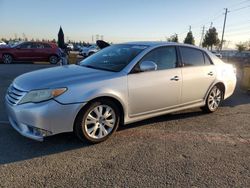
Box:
[0,109,205,165]
[222,85,250,107]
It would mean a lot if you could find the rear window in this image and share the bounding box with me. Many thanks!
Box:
[180,47,205,66]
[43,43,52,48]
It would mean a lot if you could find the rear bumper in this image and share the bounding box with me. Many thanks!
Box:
[5,97,86,141]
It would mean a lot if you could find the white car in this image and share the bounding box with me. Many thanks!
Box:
[0,41,6,46]
[5,42,236,143]
[67,43,74,51]
[80,45,100,57]
[211,51,222,58]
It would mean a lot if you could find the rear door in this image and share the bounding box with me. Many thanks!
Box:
[179,47,216,104]
[37,43,53,61]
[128,46,182,116]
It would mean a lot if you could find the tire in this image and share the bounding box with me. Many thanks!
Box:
[49,55,58,64]
[74,99,120,143]
[3,54,13,64]
[202,85,223,113]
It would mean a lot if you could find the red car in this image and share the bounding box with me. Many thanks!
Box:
[0,42,62,64]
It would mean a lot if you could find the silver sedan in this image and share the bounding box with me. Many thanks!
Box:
[5,42,237,143]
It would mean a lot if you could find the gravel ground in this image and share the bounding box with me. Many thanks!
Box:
[0,64,249,187]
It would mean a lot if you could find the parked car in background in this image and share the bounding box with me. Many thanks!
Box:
[5,42,236,143]
[79,45,100,57]
[73,44,82,51]
[0,41,6,46]
[67,43,74,51]
[0,41,61,64]
[231,52,250,67]
[211,51,222,58]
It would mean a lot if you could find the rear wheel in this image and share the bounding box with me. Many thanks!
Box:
[74,100,120,143]
[49,55,58,64]
[3,54,13,64]
[202,85,223,113]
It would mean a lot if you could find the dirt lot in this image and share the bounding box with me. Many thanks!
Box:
[0,64,249,187]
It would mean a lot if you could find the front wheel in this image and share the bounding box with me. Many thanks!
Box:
[3,54,13,64]
[74,100,120,143]
[202,86,223,113]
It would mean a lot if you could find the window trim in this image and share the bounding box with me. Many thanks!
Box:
[129,46,181,74]
[203,52,213,65]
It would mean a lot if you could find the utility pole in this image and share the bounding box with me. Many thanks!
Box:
[199,26,205,47]
[210,22,213,28]
[220,8,228,51]
[189,25,191,32]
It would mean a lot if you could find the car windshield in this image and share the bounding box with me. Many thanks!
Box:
[80,44,148,72]
[11,41,24,48]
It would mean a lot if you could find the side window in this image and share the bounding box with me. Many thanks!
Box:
[43,43,51,48]
[180,47,205,66]
[36,43,45,48]
[140,47,177,70]
[20,43,32,49]
[31,43,38,49]
[204,53,212,65]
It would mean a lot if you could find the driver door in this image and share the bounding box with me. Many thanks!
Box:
[127,46,182,117]
[15,42,35,60]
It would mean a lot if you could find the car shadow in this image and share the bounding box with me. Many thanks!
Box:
[0,109,205,165]
[222,85,250,107]
[119,110,204,131]
[0,86,248,165]
[0,127,88,165]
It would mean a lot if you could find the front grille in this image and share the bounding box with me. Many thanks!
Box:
[6,84,27,105]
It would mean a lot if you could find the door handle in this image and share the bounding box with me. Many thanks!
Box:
[208,72,214,76]
[170,76,179,81]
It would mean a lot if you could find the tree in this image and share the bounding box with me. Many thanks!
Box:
[202,27,220,50]
[58,26,65,49]
[184,31,195,45]
[167,34,178,42]
[236,42,247,52]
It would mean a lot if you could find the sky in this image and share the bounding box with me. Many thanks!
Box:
[0,0,250,48]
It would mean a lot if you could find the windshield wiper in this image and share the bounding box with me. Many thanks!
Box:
[81,64,117,72]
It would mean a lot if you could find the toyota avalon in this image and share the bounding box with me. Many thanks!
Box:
[5,42,237,143]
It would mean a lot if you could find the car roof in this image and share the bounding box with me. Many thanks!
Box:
[121,41,205,50]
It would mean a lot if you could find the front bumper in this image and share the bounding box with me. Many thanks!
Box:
[5,97,85,141]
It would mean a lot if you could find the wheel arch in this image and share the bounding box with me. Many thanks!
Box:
[3,53,14,59]
[73,96,125,132]
[205,82,226,100]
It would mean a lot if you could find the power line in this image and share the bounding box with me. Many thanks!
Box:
[230,5,250,12]
[228,0,250,8]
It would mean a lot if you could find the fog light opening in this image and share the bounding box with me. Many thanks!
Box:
[32,127,52,137]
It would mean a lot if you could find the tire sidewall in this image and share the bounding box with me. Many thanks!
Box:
[76,100,120,143]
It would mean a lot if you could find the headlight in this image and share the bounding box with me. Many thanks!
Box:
[18,88,67,104]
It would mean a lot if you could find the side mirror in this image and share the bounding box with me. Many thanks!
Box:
[139,61,157,72]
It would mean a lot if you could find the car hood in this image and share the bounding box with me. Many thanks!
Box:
[13,65,116,91]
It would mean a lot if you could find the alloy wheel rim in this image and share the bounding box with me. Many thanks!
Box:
[84,105,116,139]
[208,87,221,111]
[50,57,57,64]
[4,55,11,64]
